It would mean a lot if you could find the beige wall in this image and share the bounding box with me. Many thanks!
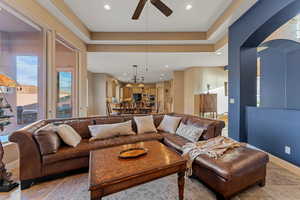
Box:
[184,67,228,115]
[88,72,108,116]
[172,71,185,113]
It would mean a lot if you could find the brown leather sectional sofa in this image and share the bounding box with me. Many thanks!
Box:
[10,113,268,200]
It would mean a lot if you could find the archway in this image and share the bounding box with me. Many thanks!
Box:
[228,0,300,142]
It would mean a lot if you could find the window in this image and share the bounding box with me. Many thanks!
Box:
[16,56,39,125]
[56,71,73,118]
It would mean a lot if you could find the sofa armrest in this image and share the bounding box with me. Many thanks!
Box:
[201,125,216,140]
[9,124,44,181]
[212,120,226,137]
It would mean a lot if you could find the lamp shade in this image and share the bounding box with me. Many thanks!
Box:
[0,74,18,88]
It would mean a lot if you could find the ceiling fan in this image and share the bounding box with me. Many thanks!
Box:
[132,0,173,20]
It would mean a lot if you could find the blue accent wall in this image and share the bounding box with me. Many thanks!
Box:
[259,40,300,110]
[229,0,300,165]
[228,0,297,142]
[286,49,300,109]
[260,48,286,108]
[247,107,300,166]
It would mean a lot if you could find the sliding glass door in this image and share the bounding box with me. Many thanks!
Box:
[0,8,45,142]
[16,55,41,125]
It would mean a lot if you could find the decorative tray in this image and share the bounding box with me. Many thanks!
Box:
[119,148,148,159]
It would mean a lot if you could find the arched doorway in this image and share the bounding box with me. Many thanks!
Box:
[229,0,300,165]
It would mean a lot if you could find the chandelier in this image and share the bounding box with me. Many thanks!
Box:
[131,65,145,87]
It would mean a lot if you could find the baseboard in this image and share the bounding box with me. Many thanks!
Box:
[245,143,300,176]
[268,154,300,176]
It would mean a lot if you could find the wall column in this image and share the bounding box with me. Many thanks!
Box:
[46,30,57,119]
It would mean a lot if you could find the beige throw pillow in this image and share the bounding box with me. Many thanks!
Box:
[176,123,204,142]
[89,120,135,141]
[134,115,157,134]
[56,124,82,147]
[157,115,182,134]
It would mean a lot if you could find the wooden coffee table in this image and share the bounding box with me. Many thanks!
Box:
[89,141,187,200]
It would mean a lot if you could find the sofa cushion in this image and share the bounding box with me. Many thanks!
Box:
[171,114,221,140]
[160,132,191,153]
[134,115,157,134]
[89,120,135,141]
[157,115,181,134]
[50,119,94,139]
[43,133,163,165]
[176,123,204,142]
[122,114,165,133]
[34,130,61,155]
[56,124,82,147]
[94,117,125,125]
[194,146,269,180]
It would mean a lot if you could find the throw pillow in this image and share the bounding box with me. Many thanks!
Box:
[89,120,135,141]
[176,122,204,142]
[56,124,82,147]
[157,115,182,134]
[134,115,157,134]
[34,130,61,155]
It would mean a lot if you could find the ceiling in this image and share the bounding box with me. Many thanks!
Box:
[88,45,228,83]
[36,0,257,83]
[0,8,37,32]
[64,0,233,32]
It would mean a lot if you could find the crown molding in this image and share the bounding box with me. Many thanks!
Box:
[87,44,215,53]
[50,0,91,39]
[91,32,207,41]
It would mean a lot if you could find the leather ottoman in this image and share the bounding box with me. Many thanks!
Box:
[192,146,269,200]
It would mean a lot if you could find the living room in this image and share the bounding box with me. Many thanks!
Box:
[1,0,300,200]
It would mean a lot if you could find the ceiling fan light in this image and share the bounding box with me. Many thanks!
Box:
[185,4,192,10]
[104,4,111,10]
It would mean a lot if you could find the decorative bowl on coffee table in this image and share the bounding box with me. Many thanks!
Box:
[119,147,148,159]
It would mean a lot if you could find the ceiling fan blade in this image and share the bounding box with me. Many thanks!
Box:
[150,0,173,17]
[132,0,148,20]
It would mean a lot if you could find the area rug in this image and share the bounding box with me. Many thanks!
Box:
[45,174,216,200]
[41,162,300,200]
[4,162,300,200]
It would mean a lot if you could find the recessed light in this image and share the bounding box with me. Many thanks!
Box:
[185,4,192,10]
[216,51,222,55]
[104,4,111,10]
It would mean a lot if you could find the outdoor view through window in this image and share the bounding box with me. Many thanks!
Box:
[0,9,44,142]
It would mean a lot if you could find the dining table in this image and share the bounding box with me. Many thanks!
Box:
[112,107,152,114]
